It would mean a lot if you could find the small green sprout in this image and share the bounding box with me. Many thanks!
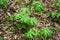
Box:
[17,24,26,30]
[24,28,41,38]
[40,27,53,38]
[31,1,45,13]
[9,26,15,31]
[19,7,31,15]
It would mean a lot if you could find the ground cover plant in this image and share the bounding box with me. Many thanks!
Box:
[0,0,60,40]
[47,11,60,18]
[54,0,60,8]
[31,1,45,13]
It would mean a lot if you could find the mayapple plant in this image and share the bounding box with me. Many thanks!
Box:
[54,3,60,8]
[30,18,38,25]
[31,1,45,13]
[40,27,53,38]
[11,6,38,30]
[19,7,31,15]
[24,28,41,38]
[47,11,60,18]
[24,27,53,38]
[11,13,38,25]
[54,0,60,8]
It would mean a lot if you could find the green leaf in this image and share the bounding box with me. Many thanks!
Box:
[47,11,60,18]
[40,27,53,38]
[30,18,38,25]
[56,13,60,18]
[54,3,60,8]
[19,7,31,15]
[11,13,38,25]
[17,24,26,30]
[54,0,60,8]
[31,1,45,12]
[24,28,41,38]
[51,12,56,18]
[0,0,8,7]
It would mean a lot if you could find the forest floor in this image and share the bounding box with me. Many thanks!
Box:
[0,0,60,40]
